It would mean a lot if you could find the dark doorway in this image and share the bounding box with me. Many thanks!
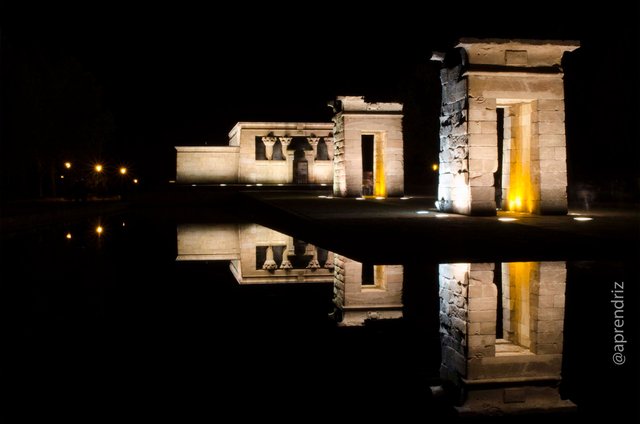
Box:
[495,108,505,208]
[294,149,308,184]
[361,135,374,196]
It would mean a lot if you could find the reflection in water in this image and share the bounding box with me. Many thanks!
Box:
[332,256,403,326]
[176,223,403,326]
[177,223,333,284]
[438,261,575,415]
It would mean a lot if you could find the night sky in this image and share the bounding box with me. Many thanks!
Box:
[1,2,638,198]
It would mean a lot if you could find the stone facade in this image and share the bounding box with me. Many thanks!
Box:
[177,223,334,284]
[331,96,404,198]
[332,254,403,326]
[438,261,574,414]
[435,39,579,215]
[176,122,334,185]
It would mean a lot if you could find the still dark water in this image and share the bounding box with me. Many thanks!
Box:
[2,207,638,422]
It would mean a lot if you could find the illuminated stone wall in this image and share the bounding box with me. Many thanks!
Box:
[435,39,579,215]
[229,122,334,185]
[438,261,572,414]
[333,254,403,326]
[176,146,240,184]
[176,122,333,185]
[331,96,404,198]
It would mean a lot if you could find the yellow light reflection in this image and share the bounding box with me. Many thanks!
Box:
[506,262,536,348]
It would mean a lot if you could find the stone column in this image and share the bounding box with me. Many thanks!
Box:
[261,137,277,160]
[304,149,315,183]
[306,244,320,269]
[324,250,334,269]
[279,137,292,158]
[324,137,334,160]
[307,137,320,159]
[262,245,277,270]
[280,237,293,269]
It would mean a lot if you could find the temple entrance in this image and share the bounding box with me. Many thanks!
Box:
[361,133,386,198]
[498,101,539,213]
[293,149,308,184]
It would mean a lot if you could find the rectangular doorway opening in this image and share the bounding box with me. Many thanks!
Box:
[362,135,374,196]
[497,101,539,213]
[495,108,505,209]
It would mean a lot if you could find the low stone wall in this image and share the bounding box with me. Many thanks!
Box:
[176,146,239,183]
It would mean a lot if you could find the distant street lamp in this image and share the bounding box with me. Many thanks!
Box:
[96,225,104,235]
[64,162,72,169]
[432,164,439,172]
[119,167,127,175]
[133,179,138,184]
[95,164,103,173]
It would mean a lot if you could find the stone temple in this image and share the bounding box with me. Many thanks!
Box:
[433,39,580,215]
[176,39,579,213]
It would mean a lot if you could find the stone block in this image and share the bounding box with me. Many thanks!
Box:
[537,111,565,122]
[534,331,564,345]
[553,295,566,308]
[469,310,496,323]
[539,160,567,172]
[469,321,497,336]
[469,105,497,122]
[537,99,565,111]
[504,388,526,403]
[540,172,567,187]
[537,320,564,333]
[470,186,495,202]
[537,307,565,320]
[470,263,495,271]
[535,295,555,308]
[468,134,498,148]
[469,297,497,312]
[470,270,494,284]
[469,159,498,173]
[469,172,495,187]
[538,121,566,135]
[469,146,498,160]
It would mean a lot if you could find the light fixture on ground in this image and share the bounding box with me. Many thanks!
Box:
[498,217,518,222]
[416,210,430,215]
[573,217,593,221]
[435,214,448,218]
